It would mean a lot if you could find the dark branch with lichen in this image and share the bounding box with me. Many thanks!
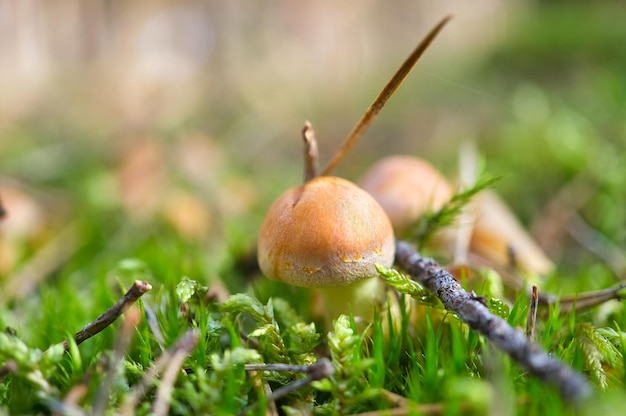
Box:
[393,240,591,402]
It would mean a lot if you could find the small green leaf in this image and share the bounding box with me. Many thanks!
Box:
[221,293,271,322]
[376,264,442,308]
[311,379,333,392]
[248,324,274,338]
[209,347,262,372]
[0,332,41,370]
[41,343,64,371]
[488,297,510,320]
[286,322,320,359]
[176,278,200,303]
[228,347,263,365]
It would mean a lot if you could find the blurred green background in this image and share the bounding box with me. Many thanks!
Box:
[1,0,625,312]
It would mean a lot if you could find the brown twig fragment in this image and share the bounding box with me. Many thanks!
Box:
[470,251,626,313]
[93,306,141,416]
[302,121,319,181]
[61,280,152,351]
[380,389,412,408]
[237,358,334,416]
[394,240,591,402]
[152,330,200,416]
[353,402,461,416]
[119,329,199,416]
[526,285,539,341]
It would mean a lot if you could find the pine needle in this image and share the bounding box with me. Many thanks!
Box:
[410,175,507,247]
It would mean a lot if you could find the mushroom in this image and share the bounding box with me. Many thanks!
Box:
[257,174,395,323]
[359,155,462,267]
[257,17,451,325]
[359,154,554,283]
[359,155,453,239]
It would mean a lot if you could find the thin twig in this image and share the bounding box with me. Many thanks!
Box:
[151,330,200,416]
[119,329,200,416]
[244,362,322,373]
[237,358,334,416]
[468,251,626,314]
[241,358,333,380]
[380,389,411,408]
[92,306,141,416]
[526,286,539,341]
[61,280,152,351]
[321,16,451,176]
[395,240,591,402]
[544,282,626,314]
[353,402,456,416]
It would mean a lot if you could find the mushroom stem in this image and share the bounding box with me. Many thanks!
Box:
[302,121,319,182]
[315,276,383,326]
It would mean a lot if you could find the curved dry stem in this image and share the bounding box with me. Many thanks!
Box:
[321,15,452,176]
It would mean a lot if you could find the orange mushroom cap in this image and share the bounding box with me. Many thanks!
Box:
[257,176,395,287]
[359,156,452,236]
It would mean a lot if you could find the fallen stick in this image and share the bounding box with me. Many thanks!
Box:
[61,280,152,351]
[237,358,334,416]
[394,240,591,401]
